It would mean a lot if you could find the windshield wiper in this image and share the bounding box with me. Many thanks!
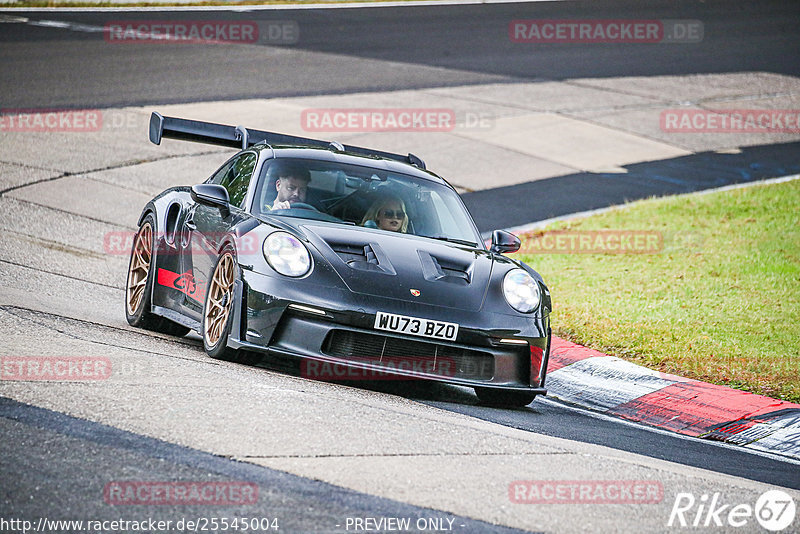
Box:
[422,235,478,247]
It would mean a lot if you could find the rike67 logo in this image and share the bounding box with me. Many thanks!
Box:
[668,490,796,531]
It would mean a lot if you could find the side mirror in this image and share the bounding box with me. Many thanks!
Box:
[191,184,230,217]
[490,230,520,254]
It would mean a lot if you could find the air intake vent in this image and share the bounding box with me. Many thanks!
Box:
[433,256,470,284]
[418,251,471,285]
[332,243,383,272]
[322,330,495,380]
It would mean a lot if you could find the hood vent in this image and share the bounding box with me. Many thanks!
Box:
[331,243,389,273]
[419,251,472,285]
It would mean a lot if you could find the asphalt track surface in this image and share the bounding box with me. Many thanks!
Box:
[2,0,800,531]
[2,0,800,108]
[2,0,800,229]
[467,141,800,233]
[1,396,529,533]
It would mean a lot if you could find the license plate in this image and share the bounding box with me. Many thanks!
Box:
[373,311,459,341]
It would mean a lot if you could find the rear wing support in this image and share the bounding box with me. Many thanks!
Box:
[148,112,426,169]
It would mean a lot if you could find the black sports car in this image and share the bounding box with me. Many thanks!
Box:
[126,112,551,407]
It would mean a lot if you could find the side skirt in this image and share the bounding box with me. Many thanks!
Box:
[151,305,201,333]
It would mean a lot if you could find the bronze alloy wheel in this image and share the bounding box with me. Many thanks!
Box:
[204,252,236,348]
[126,221,153,317]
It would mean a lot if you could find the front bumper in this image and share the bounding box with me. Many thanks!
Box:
[229,268,550,393]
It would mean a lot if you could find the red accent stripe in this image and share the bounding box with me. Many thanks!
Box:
[530,345,544,387]
[157,268,205,304]
[157,268,178,287]
[610,381,800,436]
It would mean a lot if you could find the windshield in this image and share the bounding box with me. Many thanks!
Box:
[252,157,483,247]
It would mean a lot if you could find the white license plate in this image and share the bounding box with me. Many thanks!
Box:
[373,311,459,341]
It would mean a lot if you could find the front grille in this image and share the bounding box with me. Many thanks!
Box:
[322,330,494,380]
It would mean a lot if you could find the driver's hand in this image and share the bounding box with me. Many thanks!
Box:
[271,200,291,210]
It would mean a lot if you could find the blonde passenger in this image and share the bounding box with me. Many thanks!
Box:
[361,195,409,233]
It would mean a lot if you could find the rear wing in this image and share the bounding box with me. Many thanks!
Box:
[148,112,426,170]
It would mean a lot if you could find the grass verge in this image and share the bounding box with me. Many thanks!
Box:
[514,178,800,403]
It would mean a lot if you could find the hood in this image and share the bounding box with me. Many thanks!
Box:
[301,223,494,311]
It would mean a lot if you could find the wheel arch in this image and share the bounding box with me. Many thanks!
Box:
[215,238,246,345]
[217,236,239,257]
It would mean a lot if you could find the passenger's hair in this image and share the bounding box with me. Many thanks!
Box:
[361,194,408,233]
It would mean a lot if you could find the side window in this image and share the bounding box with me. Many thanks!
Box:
[209,159,235,186]
[209,153,257,209]
[227,153,257,208]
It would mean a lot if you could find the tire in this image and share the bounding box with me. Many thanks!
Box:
[125,213,190,337]
[474,387,537,408]
[202,249,240,361]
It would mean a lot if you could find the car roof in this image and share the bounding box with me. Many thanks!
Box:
[255,145,448,186]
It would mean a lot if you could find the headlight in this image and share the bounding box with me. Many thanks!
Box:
[263,232,312,277]
[503,269,541,313]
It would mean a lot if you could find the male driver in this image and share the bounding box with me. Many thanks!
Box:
[266,161,311,210]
